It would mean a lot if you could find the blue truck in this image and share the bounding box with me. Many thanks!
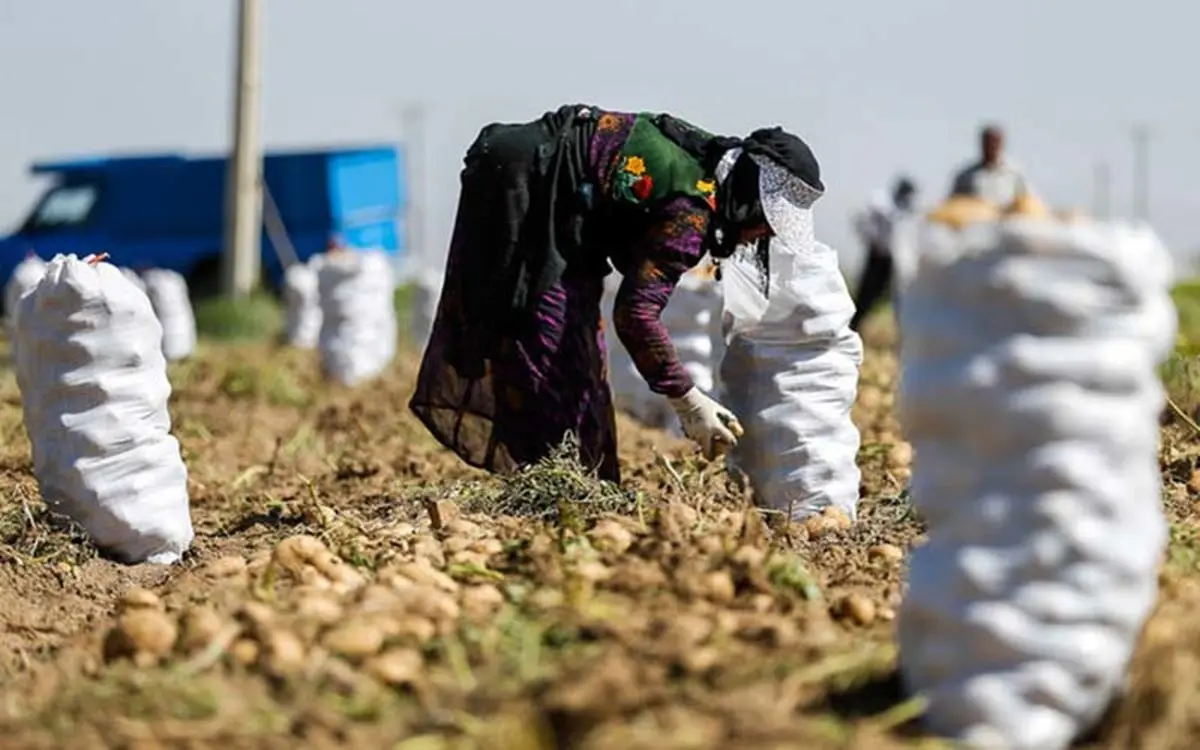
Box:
[0,144,407,307]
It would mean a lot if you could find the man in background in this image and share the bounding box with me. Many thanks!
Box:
[850,175,918,332]
[949,124,1029,206]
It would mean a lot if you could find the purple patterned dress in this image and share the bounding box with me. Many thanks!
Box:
[411,111,710,482]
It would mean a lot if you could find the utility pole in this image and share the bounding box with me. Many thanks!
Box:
[1131,124,1150,222]
[222,0,264,298]
[400,103,426,268]
[1092,161,1111,219]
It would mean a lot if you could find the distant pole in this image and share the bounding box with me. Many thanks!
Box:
[222,0,264,298]
[1131,125,1150,222]
[400,103,426,267]
[1092,161,1111,218]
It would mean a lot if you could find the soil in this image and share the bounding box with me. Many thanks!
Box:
[0,322,1196,750]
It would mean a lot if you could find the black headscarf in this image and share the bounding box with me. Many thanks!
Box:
[652,116,823,259]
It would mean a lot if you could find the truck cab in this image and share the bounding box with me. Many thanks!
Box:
[0,145,406,309]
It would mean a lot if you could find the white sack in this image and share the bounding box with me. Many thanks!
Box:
[4,254,48,336]
[318,250,397,386]
[410,265,445,349]
[896,218,1176,749]
[717,238,863,520]
[120,267,148,293]
[142,268,196,361]
[283,257,323,349]
[603,266,722,436]
[602,274,656,425]
[663,266,720,396]
[14,254,194,565]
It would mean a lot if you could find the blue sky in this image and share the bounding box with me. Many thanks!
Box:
[2,0,1197,276]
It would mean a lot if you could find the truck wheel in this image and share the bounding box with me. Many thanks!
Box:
[187,258,223,301]
[187,258,284,301]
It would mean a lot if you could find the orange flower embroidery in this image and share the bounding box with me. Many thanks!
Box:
[636,261,667,284]
[597,113,622,133]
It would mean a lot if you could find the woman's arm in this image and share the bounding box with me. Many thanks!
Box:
[612,196,710,398]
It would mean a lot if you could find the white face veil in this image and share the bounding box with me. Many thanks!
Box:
[749,153,824,250]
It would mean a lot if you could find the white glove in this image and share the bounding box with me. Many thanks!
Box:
[668,387,744,460]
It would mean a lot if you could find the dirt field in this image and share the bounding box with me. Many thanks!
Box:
[0,318,1197,750]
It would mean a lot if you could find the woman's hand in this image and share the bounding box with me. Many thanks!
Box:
[669,387,744,460]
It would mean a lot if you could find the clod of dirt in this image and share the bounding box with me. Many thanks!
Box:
[1188,469,1200,494]
[118,587,162,612]
[179,606,227,653]
[667,613,715,647]
[834,594,877,627]
[272,534,366,590]
[888,441,914,468]
[261,629,307,677]
[302,503,337,528]
[409,535,446,567]
[867,544,905,564]
[393,586,460,627]
[589,518,635,554]
[656,501,699,542]
[390,561,459,594]
[470,537,503,557]
[679,646,722,675]
[358,583,404,613]
[449,549,491,569]
[366,648,424,687]
[704,570,737,604]
[696,534,726,557]
[528,588,565,611]
[387,522,417,539]
[295,591,345,625]
[237,601,277,633]
[749,593,775,612]
[732,545,767,569]
[273,535,329,571]
[104,609,179,667]
[735,612,802,648]
[322,622,385,661]
[204,555,248,579]
[822,507,853,530]
[391,616,437,644]
[246,550,273,577]
[858,386,885,412]
[442,536,473,555]
[611,557,669,591]
[543,649,656,720]
[713,509,749,540]
[444,518,481,538]
[230,638,260,666]
[461,584,506,620]
[573,559,612,584]
[804,515,838,539]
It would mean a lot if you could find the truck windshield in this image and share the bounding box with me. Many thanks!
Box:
[22,184,100,233]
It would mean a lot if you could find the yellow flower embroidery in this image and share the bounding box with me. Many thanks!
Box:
[696,179,716,195]
[624,155,647,176]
